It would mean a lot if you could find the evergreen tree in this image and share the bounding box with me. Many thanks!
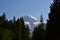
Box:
[0,13,30,40]
[40,14,44,23]
[46,0,60,40]
[0,12,6,28]
[39,14,45,40]
[0,13,15,40]
[15,18,22,40]
[20,17,27,40]
[13,16,16,23]
[32,15,45,40]
[12,16,16,31]
[32,27,39,40]
[0,27,15,40]
[8,20,13,29]
[25,25,31,40]
[1,12,6,21]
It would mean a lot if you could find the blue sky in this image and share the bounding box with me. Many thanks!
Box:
[0,0,53,21]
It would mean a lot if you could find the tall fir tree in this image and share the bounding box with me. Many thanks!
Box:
[46,0,60,40]
[15,18,22,40]
[0,12,6,28]
[1,12,6,21]
[32,15,45,40]
[0,13,31,40]
[25,25,31,40]
[15,17,30,40]
[20,17,30,40]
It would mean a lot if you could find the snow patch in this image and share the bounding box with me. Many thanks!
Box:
[29,16,37,21]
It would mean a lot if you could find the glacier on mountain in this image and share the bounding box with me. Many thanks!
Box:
[23,16,46,36]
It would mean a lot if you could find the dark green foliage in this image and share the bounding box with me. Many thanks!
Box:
[40,14,44,23]
[32,15,45,40]
[15,18,22,40]
[46,0,60,40]
[32,26,45,40]
[25,25,31,40]
[1,12,6,21]
[32,27,41,40]
[20,17,30,40]
[13,16,16,22]
[0,12,7,28]
[0,27,15,40]
[0,13,31,40]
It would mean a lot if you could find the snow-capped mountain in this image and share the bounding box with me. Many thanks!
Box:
[23,16,38,22]
[23,16,39,29]
[23,16,40,36]
[23,16,46,36]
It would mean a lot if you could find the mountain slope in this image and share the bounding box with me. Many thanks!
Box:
[23,16,46,36]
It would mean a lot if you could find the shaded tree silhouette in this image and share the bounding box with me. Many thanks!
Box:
[32,14,45,40]
[46,0,60,40]
[0,13,31,40]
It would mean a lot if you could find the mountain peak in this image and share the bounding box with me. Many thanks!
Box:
[29,16,37,21]
[23,16,38,22]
